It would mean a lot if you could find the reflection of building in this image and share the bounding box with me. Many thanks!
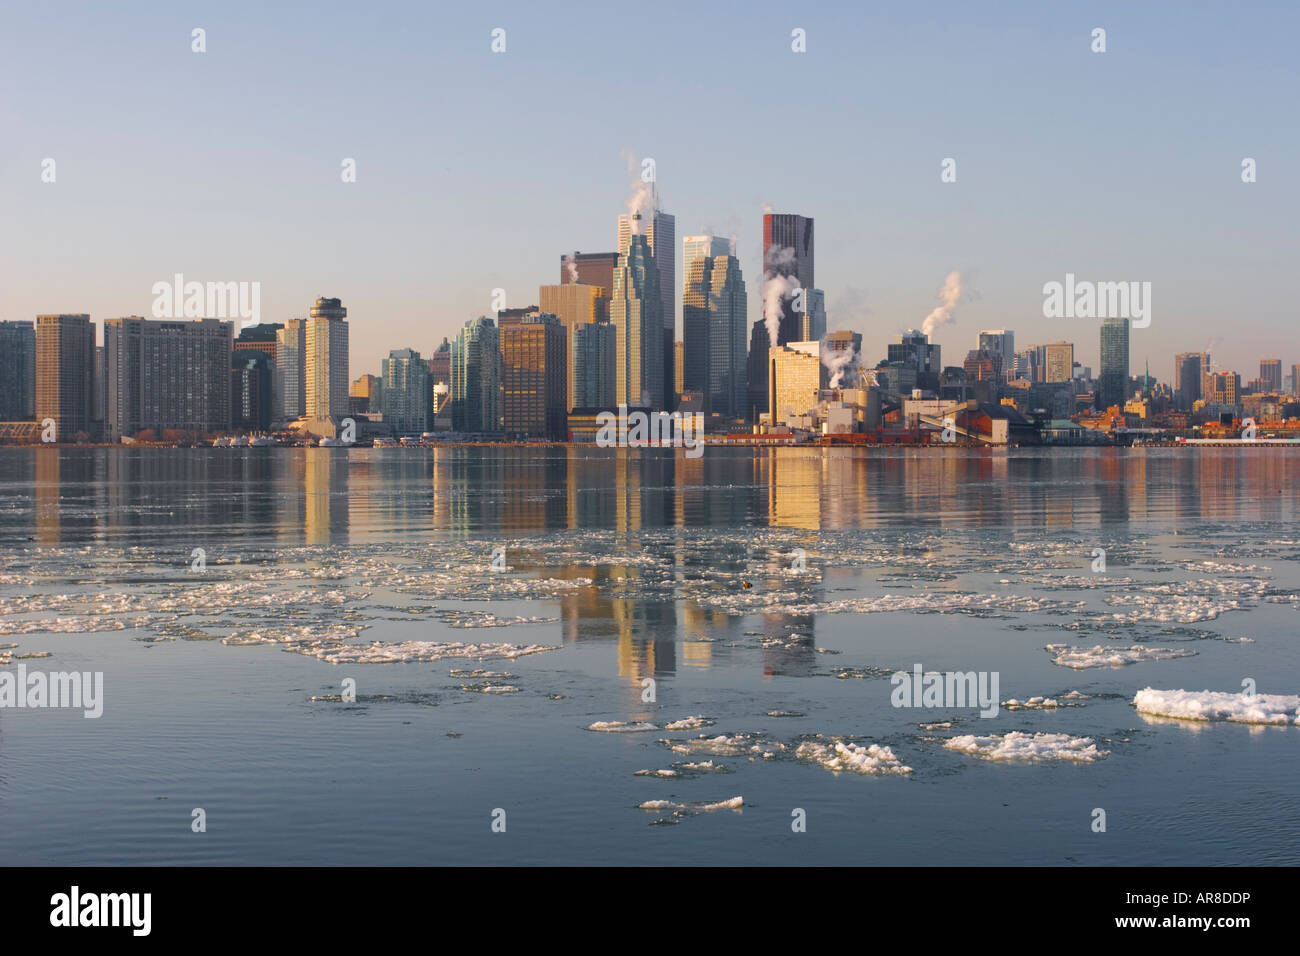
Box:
[0,320,36,420]
[36,314,94,439]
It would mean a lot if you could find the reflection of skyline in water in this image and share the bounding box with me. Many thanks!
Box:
[10,445,1300,694]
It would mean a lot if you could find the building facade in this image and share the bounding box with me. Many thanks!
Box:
[305,297,349,422]
[451,316,502,434]
[500,312,567,440]
[0,320,36,420]
[612,233,664,410]
[1098,317,1130,409]
[382,348,432,435]
[36,314,95,439]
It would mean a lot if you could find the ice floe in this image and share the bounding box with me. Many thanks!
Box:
[796,738,913,775]
[1133,687,1300,725]
[944,731,1107,761]
[1044,643,1196,669]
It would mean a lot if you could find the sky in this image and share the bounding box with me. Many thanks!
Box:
[2,0,1297,384]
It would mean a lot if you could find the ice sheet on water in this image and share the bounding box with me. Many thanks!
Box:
[587,720,658,732]
[638,796,743,811]
[1133,687,1300,725]
[663,715,714,730]
[1045,643,1196,669]
[944,731,1108,762]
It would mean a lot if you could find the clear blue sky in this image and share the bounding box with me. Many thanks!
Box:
[2,0,1296,382]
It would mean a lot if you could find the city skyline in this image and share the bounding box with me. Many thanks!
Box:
[3,2,1296,383]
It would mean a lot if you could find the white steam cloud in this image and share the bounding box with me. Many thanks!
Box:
[563,251,580,283]
[823,344,858,389]
[920,270,965,338]
[761,245,800,345]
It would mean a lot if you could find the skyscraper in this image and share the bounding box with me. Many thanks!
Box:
[762,213,814,346]
[539,282,607,412]
[0,320,36,420]
[36,314,94,440]
[233,351,274,432]
[560,252,618,297]
[747,320,771,423]
[104,316,233,441]
[382,348,432,435]
[305,297,349,422]
[612,232,664,410]
[1098,317,1130,409]
[451,316,502,434]
[276,318,307,422]
[978,330,1015,382]
[1174,352,1209,410]
[1043,342,1074,383]
[619,207,675,410]
[500,312,567,440]
[682,251,748,422]
[769,341,823,426]
[573,322,617,410]
[1260,359,1282,393]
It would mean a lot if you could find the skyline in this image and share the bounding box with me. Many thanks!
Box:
[3,1,1298,384]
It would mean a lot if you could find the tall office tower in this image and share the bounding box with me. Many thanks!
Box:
[1260,359,1282,393]
[1292,365,1300,398]
[382,348,432,435]
[1043,342,1074,383]
[35,314,94,439]
[540,283,607,411]
[428,338,451,424]
[799,288,827,342]
[233,352,274,431]
[963,349,1001,382]
[350,374,383,414]
[500,312,567,440]
[104,316,233,441]
[572,322,617,410]
[769,342,823,426]
[1011,346,1039,382]
[887,329,943,390]
[276,319,307,421]
[560,252,619,296]
[451,316,502,434]
[92,345,106,439]
[1098,317,1130,409]
[683,235,730,267]
[235,323,282,363]
[762,213,814,346]
[0,320,37,420]
[1174,351,1209,409]
[977,330,1015,381]
[612,232,664,409]
[619,207,675,409]
[747,320,771,422]
[305,297,349,422]
[683,252,748,422]
[824,330,863,386]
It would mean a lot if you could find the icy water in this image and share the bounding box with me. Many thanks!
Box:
[1,445,1298,865]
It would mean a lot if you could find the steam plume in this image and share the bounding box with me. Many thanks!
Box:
[921,270,965,338]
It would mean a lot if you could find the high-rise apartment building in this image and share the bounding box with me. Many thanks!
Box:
[0,321,37,420]
[1204,370,1241,408]
[382,348,432,435]
[104,316,233,441]
[500,312,567,440]
[305,297,349,422]
[1098,317,1130,409]
[36,314,95,439]
[682,252,748,422]
[451,316,502,434]
[233,352,274,432]
[612,233,664,410]
[276,319,307,422]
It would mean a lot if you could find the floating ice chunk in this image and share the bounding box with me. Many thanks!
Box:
[1133,687,1300,725]
[634,769,680,777]
[664,715,714,730]
[944,731,1107,761]
[796,739,913,775]
[1045,643,1196,669]
[587,720,658,732]
[638,796,743,811]
[304,640,557,665]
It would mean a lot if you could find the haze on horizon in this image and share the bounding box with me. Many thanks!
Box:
[1,0,1296,382]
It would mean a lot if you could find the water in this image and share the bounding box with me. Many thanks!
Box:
[1,445,1298,865]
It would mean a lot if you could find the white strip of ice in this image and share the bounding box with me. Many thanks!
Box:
[944,731,1108,761]
[1045,643,1196,669]
[1133,687,1300,725]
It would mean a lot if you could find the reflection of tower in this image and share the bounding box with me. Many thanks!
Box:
[304,449,349,545]
[34,448,60,543]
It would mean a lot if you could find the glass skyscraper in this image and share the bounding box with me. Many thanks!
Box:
[1099,317,1130,409]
